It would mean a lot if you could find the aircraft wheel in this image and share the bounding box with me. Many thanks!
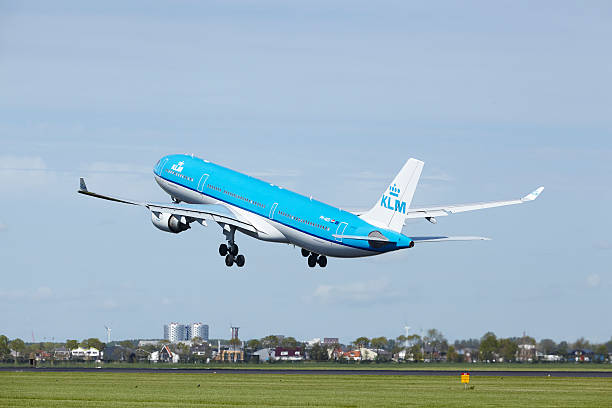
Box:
[307,255,317,268]
[219,244,228,256]
[229,243,239,256]
[317,256,327,268]
[236,255,245,267]
[225,254,234,267]
[301,248,310,257]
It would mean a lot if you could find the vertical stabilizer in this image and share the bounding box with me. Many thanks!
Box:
[359,158,424,232]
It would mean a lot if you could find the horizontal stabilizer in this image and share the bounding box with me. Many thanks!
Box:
[404,186,544,221]
[411,236,490,243]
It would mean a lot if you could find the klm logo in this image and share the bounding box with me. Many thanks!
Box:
[380,184,406,214]
[171,161,184,172]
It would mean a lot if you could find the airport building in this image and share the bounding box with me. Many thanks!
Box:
[163,322,209,342]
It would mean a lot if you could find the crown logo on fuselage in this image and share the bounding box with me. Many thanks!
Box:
[171,161,184,173]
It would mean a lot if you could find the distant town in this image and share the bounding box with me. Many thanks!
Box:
[1,324,610,365]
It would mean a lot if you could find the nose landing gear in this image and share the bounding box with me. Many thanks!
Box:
[303,249,327,268]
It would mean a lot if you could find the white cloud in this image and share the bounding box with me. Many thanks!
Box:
[102,299,118,310]
[586,274,601,288]
[310,278,402,306]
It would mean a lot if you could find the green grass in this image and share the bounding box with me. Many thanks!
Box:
[2,361,611,371]
[0,372,610,407]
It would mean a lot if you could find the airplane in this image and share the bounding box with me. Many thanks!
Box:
[78,154,543,268]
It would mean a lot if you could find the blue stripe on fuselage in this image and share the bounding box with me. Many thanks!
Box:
[154,154,411,252]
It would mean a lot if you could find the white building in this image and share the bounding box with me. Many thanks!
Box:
[190,323,209,341]
[164,322,186,342]
[164,322,209,342]
[70,347,100,359]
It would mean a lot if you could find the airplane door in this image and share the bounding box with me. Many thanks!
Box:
[335,222,348,242]
[197,174,209,192]
[157,158,169,173]
[269,203,278,219]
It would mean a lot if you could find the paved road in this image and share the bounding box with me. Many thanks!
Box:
[2,367,611,377]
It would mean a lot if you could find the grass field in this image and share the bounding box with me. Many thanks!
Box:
[0,372,610,407]
[3,361,612,371]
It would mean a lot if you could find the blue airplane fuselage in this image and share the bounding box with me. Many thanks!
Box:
[152,154,414,257]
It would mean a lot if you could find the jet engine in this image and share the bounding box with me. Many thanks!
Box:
[151,212,190,233]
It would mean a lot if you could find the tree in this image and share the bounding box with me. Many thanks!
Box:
[538,339,557,355]
[594,344,608,362]
[446,345,460,362]
[557,341,569,356]
[246,339,261,350]
[396,335,407,347]
[309,343,329,361]
[9,338,25,363]
[353,337,369,348]
[606,337,612,353]
[261,335,280,349]
[370,337,388,351]
[498,338,518,362]
[81,338,105,351]
[573,337,591,351]
[119,340,135,349]
[479,332,498,361]
[0,335,10,360]
[280,337,298,348]
[191,337,203,346]
[454,338,480,350]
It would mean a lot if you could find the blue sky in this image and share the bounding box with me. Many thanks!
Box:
[0,1,610,344]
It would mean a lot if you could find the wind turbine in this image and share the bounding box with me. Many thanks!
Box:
[104,326,112,343]
[404,326,410,348]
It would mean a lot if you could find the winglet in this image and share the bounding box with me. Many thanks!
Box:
[79,177,88,192]
[521,186,544,202]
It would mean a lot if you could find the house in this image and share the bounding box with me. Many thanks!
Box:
[340,348,378,361]
[103,345,136,362]
[149,345,180,363]
[252,348,275,362]
[517,343,536,362]
[71,347,100,359]
[53,347,71,360]
[274,347,304,361]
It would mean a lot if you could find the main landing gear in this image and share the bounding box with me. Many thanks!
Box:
[301,248,327,268]
[219,225,245,267]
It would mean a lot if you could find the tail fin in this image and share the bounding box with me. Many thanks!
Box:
[359,158,424,232]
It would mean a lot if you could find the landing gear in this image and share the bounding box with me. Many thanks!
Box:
[306,252,327,268]
[308,254,317,268]
[220,225,245,267]
[235,254,245,267]
[317,256,327,267]
[301,248,310,257]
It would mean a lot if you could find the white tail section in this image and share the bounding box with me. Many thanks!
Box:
[359,158,424,232]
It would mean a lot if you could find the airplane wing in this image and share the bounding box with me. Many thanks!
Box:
[77,177,258,232]
[404,187,544,221]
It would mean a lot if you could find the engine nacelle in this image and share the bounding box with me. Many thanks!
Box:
[151,212,190,233]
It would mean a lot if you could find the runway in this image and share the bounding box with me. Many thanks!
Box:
[2,367,611,377]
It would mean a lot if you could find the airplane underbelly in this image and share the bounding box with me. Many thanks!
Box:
[274,223,376,258]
